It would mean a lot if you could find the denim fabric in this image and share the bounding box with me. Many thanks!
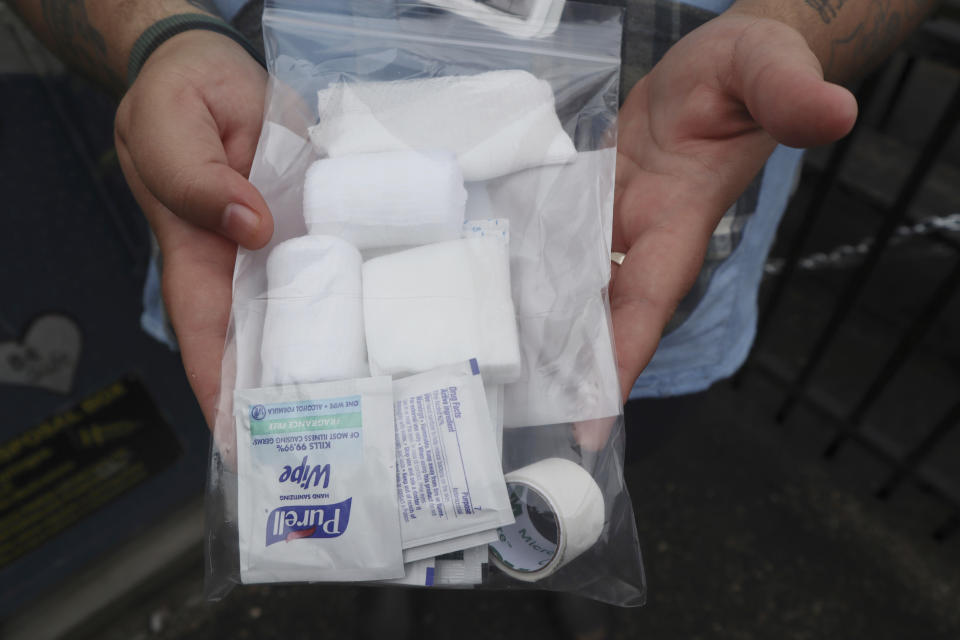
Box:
[629,145,803,398]
[213,0,247,20]
[139,237,179,349]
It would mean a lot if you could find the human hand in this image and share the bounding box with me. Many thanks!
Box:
[115,30,272,429]
[610,14,857,400]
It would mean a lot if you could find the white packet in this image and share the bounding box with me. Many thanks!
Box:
[235,377,404,582]
[381,558,437,586]
[393,360,514,550]
[403,528,499,564]
[484,383,504,459]
[434,545,487,585]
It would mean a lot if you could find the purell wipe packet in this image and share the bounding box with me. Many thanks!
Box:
[235,377,404,582]
[393,359,514,554]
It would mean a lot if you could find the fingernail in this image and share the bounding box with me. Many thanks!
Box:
[221,202,261,244]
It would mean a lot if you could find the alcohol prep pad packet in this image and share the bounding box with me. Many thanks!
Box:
[234,377,404,582]
[393,360,514,552]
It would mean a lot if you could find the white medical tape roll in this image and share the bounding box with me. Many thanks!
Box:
[489,458,604,582]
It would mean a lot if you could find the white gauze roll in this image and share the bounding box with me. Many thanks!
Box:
[260,235,369,386]
[489,458,605,582]
[308,70,576,181]
[303,150,467,249]
[362,237,521,383]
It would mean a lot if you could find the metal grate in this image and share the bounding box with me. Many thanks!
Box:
[744,20,960,542]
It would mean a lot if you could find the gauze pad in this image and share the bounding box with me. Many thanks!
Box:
[308,70,577,181]
[235,377,404,582]
[363,237,521,382]
[303,150,467,249]
[260,235,369,386]
[392,360,515,551]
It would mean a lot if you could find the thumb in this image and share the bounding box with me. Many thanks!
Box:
[731,20,858,148]
[115,86,273,250]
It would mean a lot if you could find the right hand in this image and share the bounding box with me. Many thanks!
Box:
[115,30,273,430]
[609,15,856,400]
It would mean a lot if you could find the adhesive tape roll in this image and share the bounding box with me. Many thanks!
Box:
[489,457,604,582]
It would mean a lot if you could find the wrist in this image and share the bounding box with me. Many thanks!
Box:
[722,1,821,56]
[90,1,220,94]
[127,13,264,87]
[724,0,939,83]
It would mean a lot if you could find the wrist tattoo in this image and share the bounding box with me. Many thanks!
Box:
[805,0,847,24]
[41,0,123,92]
[816,0,937,78]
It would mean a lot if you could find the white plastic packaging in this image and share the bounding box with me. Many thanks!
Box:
[392,359,514,552]
[206,0,646,606]
[382,558,437,586]
[234,376,403,582]
[403,529,499,564]
[434,545,488,585]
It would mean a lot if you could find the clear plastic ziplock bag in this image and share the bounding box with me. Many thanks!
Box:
[205,0,646,606]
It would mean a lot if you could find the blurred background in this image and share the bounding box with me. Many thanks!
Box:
[1,0,959,637]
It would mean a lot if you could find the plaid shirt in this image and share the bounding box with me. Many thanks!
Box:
[620,0,764,332]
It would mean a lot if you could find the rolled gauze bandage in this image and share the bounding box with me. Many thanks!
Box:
[260,235,369,386]
[489,458,604,582]
[308,70,577,181]
[303,150,467,249]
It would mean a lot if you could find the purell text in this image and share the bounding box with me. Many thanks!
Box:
[265,499,353,546]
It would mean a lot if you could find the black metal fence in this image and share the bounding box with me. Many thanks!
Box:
[744,16,960,542]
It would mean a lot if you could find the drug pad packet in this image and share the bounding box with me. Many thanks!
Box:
[235,376,404,583]
[393,360,514,552]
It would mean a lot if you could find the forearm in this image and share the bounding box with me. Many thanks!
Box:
[6,0,221,95]
[728,0,941,82]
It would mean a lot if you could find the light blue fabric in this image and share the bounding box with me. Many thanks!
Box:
[682,0,735,11]
[213,0,248,20]
[629,145,803,398]
[140,247,179,349]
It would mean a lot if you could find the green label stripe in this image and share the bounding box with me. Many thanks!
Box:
[251,412,361,435]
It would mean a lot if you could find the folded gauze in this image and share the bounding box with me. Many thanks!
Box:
[303,150,467,249]
[261,235,369,386]
[308,70,577,181]
[362,237,521,383]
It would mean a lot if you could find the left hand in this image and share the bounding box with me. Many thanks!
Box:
[610,14,857,400]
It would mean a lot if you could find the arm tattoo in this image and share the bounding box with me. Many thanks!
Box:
[817,0,936,78]
[41,0,123,92]
[805,0,847,24]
